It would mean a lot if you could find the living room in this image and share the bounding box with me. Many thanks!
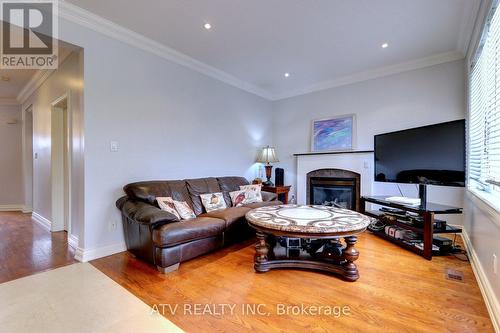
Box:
[0,0,498,332]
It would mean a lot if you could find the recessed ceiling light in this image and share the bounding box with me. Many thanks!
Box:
[284,72,290,78]
[204,23,212,30]
[381,43,389,49]
[1,76,10,82]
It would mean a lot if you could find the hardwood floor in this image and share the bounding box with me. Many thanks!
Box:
[92,233,494,333]
[0,211,76,284]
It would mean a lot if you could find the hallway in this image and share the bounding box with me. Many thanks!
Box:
[0,212,75,284]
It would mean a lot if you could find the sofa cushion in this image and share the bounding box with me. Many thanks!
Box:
[243,201,282,209]
[152,217,225,247]
[172,200,197,220]
[200,207,251,227]
[156,197,181,220]
[124,180,193,209]
[217,176,250,206]
[261,191,278,202]
[239,184,263,203]
[124,181,169,204]
[200,192,227,212]
[168,180,194,204]
[186,178,222,215]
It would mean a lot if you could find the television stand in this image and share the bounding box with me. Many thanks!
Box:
[360,195,463,260]
[419,183,427,209]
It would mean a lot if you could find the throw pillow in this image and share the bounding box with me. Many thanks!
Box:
[229,190,248,207]
[239,184,263,203]
[156,197,181,220]
[172,200,196,220]
[200,192,227,212]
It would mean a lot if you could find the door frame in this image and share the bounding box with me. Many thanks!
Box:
[50,92,72,235]
[21,105,34,213]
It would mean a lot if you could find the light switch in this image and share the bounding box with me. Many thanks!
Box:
[110,141,119,152]
[363,161,369,169]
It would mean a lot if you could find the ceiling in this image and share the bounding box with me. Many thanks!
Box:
[67,1,479,99]
[0,21,80,105]
[0,69,37,100]
[0,38,78,101]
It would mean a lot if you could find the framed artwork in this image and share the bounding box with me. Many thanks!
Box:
[311,114,355,152]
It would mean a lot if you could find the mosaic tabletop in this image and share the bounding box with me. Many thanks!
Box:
[245,204,371,234]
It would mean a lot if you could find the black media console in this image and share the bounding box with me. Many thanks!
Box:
[360,195,463,260]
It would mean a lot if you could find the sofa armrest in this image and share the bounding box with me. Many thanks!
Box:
[119,198,179,227]
[261,191,278,202]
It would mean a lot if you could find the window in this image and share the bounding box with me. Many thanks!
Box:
[469,2,500,210]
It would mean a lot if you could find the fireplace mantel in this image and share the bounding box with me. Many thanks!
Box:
[296,152,374,205]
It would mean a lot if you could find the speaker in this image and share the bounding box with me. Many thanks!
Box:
[275,168,284,186]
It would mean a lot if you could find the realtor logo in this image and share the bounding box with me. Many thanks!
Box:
[1,0,58,69]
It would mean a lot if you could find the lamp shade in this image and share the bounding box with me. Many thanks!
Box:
[256,145,279,164]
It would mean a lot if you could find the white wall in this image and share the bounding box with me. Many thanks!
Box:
[54,18,272,257]
[272,60,466,224]
[0,104,23,207]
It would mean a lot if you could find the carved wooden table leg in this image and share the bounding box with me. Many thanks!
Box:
[342,236,360,281]
[254,231,270,272]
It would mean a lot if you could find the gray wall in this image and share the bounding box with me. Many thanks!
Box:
[0,105,23,207]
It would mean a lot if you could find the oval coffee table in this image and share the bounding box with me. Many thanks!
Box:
[245,204,371,281]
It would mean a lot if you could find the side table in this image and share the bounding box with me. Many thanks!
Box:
[261,185,291,204]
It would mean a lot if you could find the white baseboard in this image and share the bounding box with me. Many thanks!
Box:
[74,242,127,262]
[31,212,52,232]
[22,205,32,213]
[461,229,500,332]
[68,234,79,249]
[0,204,24,212]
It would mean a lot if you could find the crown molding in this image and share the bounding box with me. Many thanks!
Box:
[58,1,272,100]
[457,0,483,56]
[0,98,20,105]
[17,69,54,104]
[57,1,469,102]
[271,51,465,101]
[466,0,493,63]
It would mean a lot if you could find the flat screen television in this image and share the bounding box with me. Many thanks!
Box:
[374,120,466,188]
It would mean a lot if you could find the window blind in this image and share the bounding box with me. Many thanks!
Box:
[469,3,500,197]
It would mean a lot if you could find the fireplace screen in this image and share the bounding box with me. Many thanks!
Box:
[312,185,354,208]
[308,176,359,211]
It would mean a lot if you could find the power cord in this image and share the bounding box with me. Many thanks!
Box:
[451,233,469,261]
[368,218,385,232]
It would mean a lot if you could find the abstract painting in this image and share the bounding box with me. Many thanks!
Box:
[311,115,355,152]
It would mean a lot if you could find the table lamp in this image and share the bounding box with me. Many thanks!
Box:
[256,145,279,186]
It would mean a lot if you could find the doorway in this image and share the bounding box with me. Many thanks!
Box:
[23,105,33,213]
[51,94,71,234]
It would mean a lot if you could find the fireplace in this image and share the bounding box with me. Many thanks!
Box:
[307,169,360,211]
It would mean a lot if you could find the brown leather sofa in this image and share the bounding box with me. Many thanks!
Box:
[116,176,281,273]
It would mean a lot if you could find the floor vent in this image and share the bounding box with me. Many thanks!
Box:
[445,268,464,282]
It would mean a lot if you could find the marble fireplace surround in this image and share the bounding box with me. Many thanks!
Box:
[296,152,374,205]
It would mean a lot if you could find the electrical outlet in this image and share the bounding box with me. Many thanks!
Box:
[494,254,498,275]
[109,220,117,231]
